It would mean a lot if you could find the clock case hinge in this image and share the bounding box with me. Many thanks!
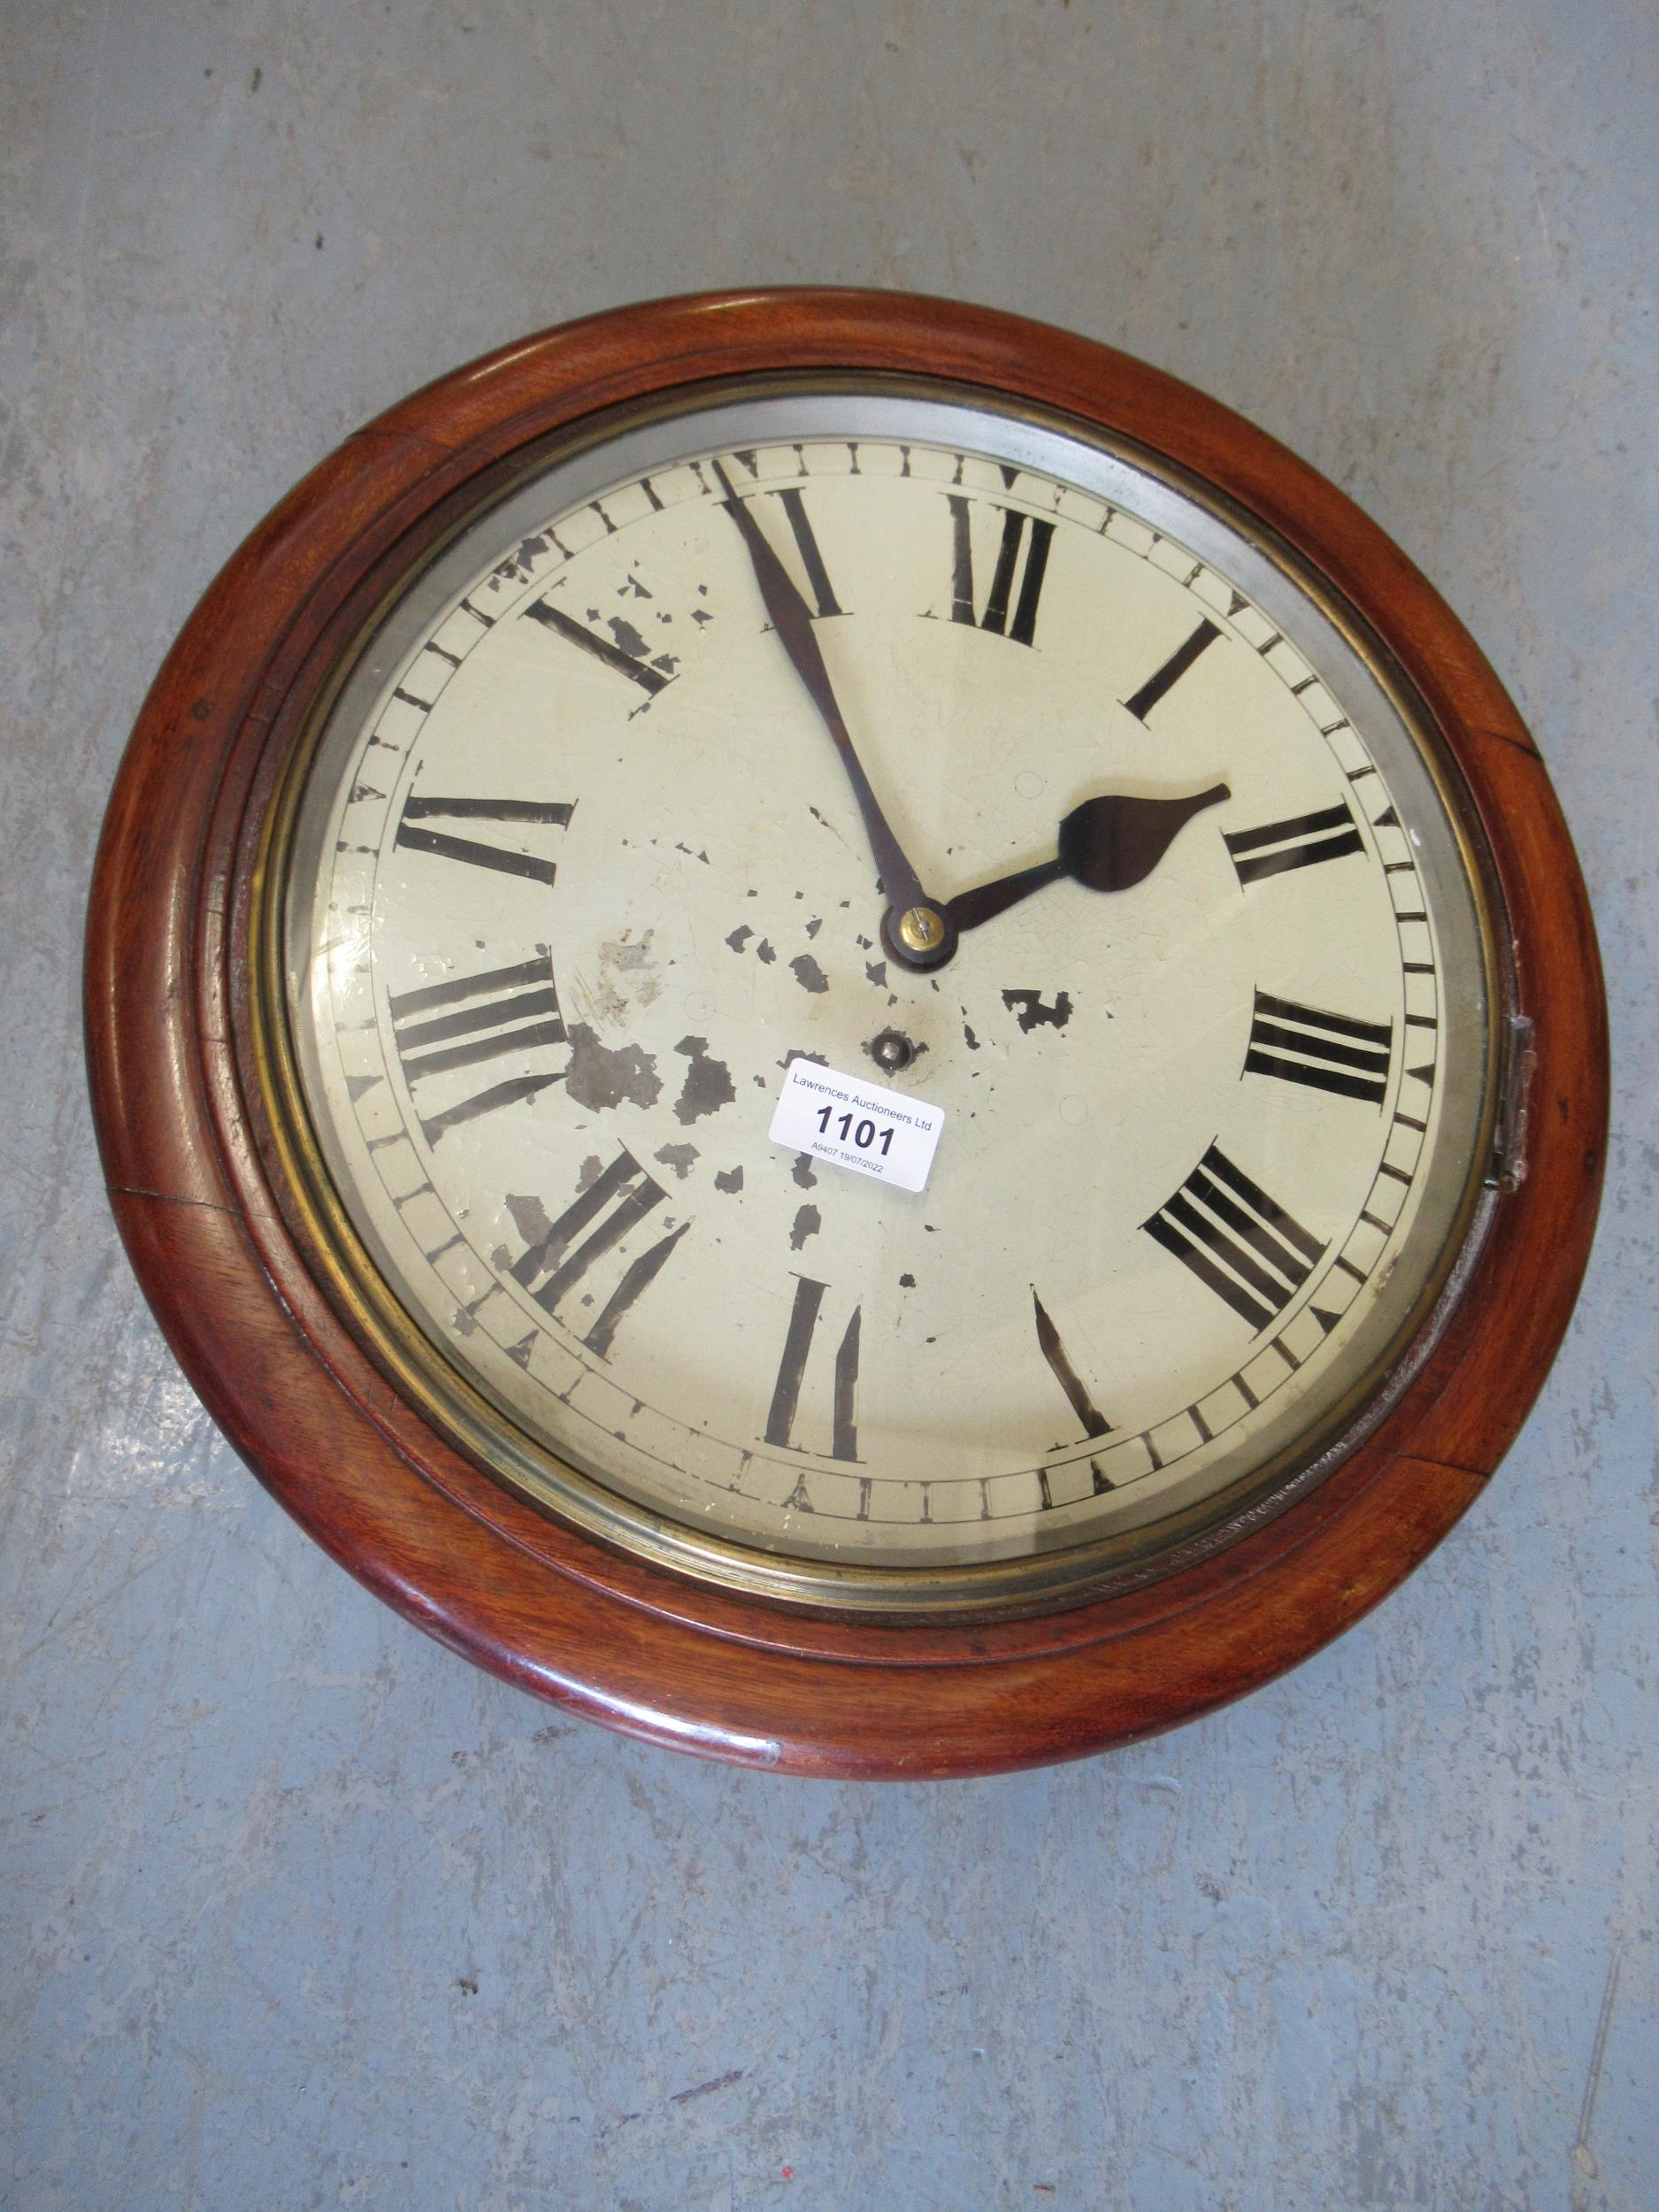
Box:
[1488,1010,1534,1194]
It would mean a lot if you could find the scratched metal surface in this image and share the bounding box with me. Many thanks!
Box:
[2,4,1654,2208]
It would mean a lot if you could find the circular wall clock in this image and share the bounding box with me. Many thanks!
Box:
[86,291,1606,1777]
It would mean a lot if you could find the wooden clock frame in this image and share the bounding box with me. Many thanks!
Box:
[85,290,1607,1778]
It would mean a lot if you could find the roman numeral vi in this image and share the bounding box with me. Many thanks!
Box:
[764,1277,862,1462]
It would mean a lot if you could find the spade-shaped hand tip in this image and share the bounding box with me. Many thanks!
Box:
[1057,783,1231,894]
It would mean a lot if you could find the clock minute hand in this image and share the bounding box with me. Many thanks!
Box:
[710,458,932,921]
[946,784,1231,936]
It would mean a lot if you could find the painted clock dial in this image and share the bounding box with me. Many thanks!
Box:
[278,387,1493,1610]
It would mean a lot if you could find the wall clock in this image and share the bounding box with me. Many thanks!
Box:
[86,291,1606,1777]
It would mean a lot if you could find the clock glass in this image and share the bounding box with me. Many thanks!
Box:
[265,383,1497,1614]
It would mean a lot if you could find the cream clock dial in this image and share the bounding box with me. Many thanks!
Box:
[281,388,1493,1610]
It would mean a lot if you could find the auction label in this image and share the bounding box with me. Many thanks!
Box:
[768,1058,946,1194]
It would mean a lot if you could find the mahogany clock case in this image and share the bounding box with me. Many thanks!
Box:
[84,290,1607,1778]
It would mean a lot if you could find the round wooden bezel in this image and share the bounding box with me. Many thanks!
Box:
[85,290,1607,1778]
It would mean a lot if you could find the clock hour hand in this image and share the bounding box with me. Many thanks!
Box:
[710,458,936,933]
[945,785,1231,935]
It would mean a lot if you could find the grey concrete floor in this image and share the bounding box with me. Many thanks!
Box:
[4,4,1655,2208]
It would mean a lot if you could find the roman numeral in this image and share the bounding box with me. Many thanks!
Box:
[1244,990,1393,1107]
[764,1276,861,1461]
[511,1148,688,1358]
[522,596,674,694]
[766,487,843,618]
[1122,618,1221,722]
[948,495,1055,646]
[394,795,572,887]
[1225,801,1365,887]
[1033,1290,1111,1439]
[388,956,566,1144]
[1143,1144,1326,1333]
